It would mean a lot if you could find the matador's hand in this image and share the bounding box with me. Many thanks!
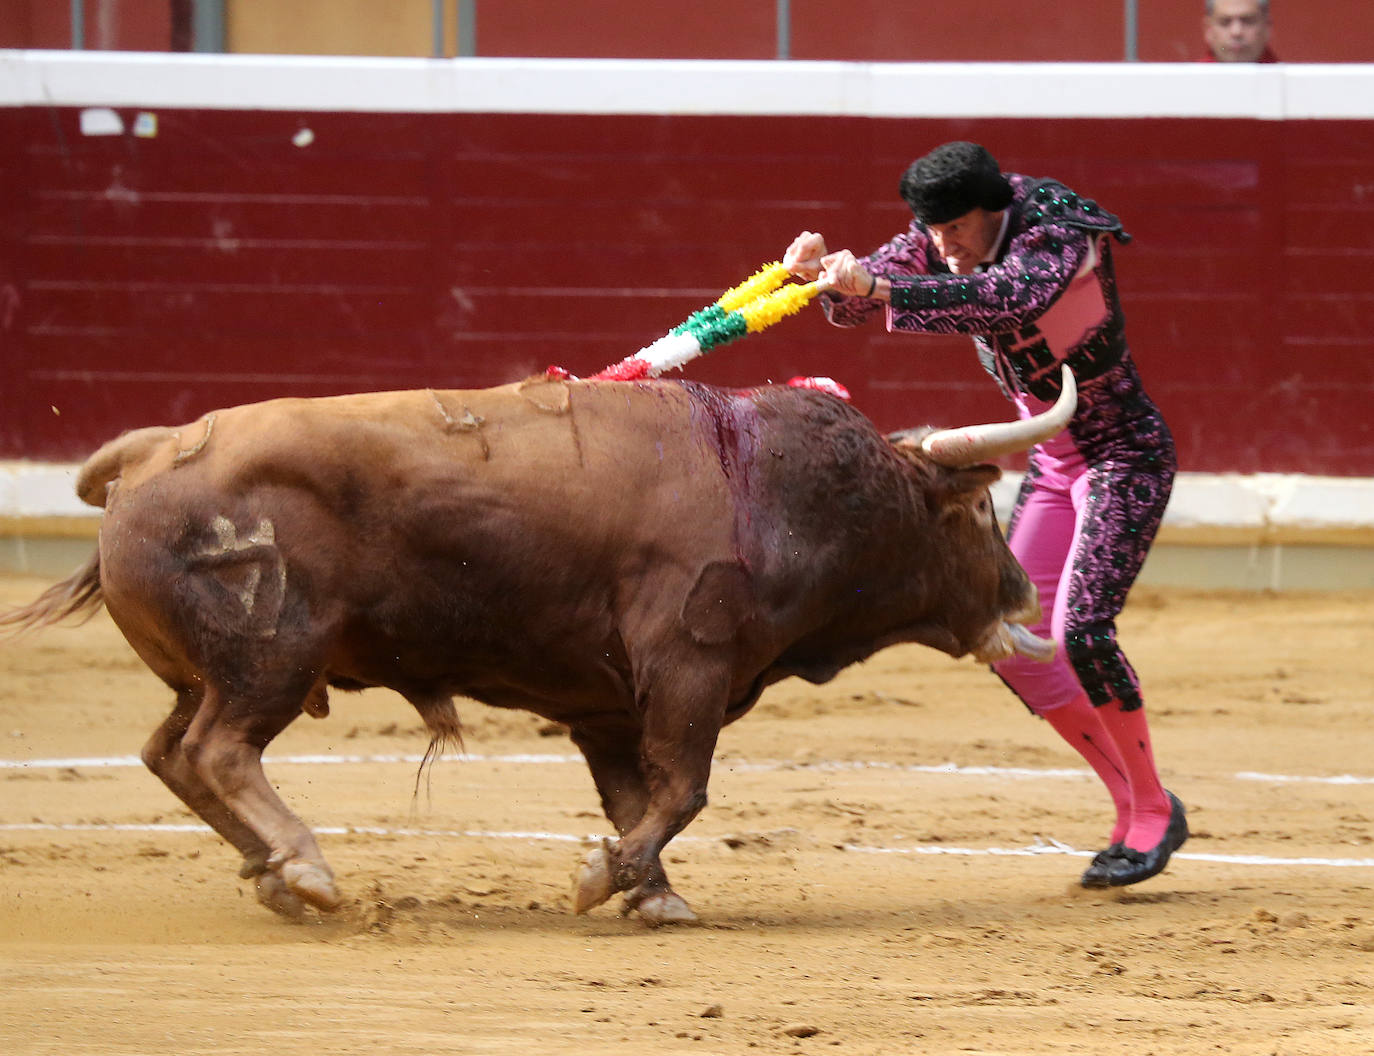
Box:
[783,231,828,281]
[817,249,877,298]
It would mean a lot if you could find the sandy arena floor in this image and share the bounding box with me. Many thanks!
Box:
[3,571,1374,1056]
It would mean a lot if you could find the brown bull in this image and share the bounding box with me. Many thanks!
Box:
[1,368,1074,924]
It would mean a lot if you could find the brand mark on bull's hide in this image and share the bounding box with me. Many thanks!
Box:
[192,515,286,638]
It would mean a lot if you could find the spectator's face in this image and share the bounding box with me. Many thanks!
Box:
[1204,0,1272,63]
[927,209,1004,275]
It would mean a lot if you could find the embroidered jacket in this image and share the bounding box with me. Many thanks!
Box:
[820,172,1174,466]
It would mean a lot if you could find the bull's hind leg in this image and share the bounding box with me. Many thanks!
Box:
[181,680,342,916]
[568,716,696,924]
[572,658,728,923]
[143,687,277,879]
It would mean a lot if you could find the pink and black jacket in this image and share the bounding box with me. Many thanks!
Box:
[820,172,1174,474]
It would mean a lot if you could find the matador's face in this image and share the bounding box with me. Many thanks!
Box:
[926,208,1005,275]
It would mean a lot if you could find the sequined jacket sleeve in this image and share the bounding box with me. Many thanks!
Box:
[821,176,1124,339]
[820,223,935,328]
[886,220,1089,336]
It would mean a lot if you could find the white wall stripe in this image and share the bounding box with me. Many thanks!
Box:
[4,51,1374,120]
[11,463,1374,542]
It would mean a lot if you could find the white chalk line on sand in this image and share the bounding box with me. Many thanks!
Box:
[5,751,1373,786]
[3,752,1374,870]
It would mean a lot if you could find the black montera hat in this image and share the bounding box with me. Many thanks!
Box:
[899,141,1015,224]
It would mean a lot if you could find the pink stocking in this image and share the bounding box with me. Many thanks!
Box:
[1039,692,1131,846]
[1094,702,1172,851]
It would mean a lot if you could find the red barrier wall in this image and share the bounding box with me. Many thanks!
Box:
[3,0,1370,62]
[2,60,1372,476]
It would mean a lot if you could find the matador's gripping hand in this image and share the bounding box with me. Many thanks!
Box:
[817,249,876,298]
[783,230,828,281]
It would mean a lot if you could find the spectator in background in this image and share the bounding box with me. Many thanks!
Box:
[1202,0,1278,63]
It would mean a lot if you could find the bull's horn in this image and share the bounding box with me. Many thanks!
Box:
[921,364,1077,467]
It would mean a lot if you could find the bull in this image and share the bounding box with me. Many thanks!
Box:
[1,367,1074,924]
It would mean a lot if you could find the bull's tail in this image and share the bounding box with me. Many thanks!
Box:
[0,549,104,636]
[76,425,178,508]
[0,426,170,637]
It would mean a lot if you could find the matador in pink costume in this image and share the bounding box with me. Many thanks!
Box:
[784,141,1187,887]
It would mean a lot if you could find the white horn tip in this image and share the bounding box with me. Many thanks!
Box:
[1056,363,1076,410]
[918,362,1077,467]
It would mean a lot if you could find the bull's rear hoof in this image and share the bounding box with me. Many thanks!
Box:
[280,860,342,911]
[255,872,308,921]
[572,840,616,914]
[628,891,698,926]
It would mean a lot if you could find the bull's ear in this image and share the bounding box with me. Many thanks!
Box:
[940,463,1002,498]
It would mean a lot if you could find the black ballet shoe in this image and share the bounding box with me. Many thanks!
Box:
[1099,792,1189,888]
[1079,842,1125,888]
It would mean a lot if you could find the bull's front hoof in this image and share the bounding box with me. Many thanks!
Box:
[238,855,269,880]
[279,859,342,911]
[255,872,308,921]
[627,890,698,926]
[572,840,617,914]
